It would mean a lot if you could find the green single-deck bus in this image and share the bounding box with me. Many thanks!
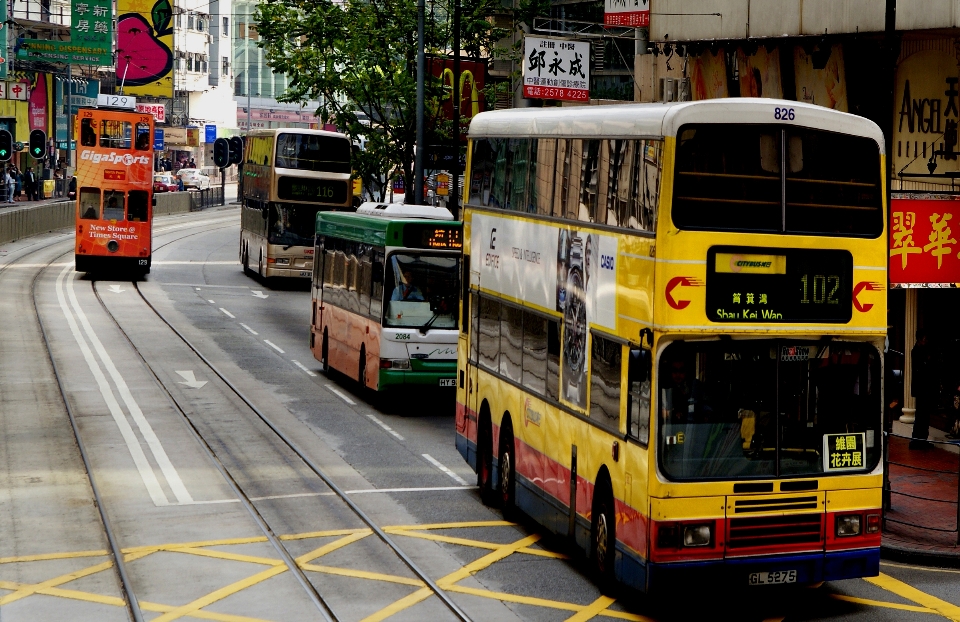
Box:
[311,203,462,390]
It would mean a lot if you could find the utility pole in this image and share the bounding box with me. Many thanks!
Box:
[414,0,425,204]
[449,0,460,219]
[66,65,73,168]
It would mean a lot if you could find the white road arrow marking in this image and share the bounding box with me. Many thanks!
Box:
[251,290,269,299]
[108,284,125,293]
[176,370,208,389]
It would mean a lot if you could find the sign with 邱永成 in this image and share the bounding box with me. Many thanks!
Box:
[17,0,113,66]
[522,37,590,102]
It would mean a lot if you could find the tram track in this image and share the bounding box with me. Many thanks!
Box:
[9,211,246,622]
[81,272,473,622]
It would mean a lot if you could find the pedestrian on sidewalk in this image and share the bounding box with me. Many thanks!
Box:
[24,167,36,201]
[910,329,938,450]
[4,168,14,203]
[13,168,22,201]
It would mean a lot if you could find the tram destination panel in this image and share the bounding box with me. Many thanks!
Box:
[706,247,852,323]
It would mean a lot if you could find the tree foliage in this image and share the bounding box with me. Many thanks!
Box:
[255,0,509,201]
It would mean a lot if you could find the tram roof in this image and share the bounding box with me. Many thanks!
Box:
[468,99,885,153]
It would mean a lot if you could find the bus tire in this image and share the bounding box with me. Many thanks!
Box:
[590,476,617,591]
[477,404,498,507]
[242,246,251,275]
[321,330,330,373]
[258,251,264,279]
[498,417,517,520]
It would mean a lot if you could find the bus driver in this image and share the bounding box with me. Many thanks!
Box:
[391,269,425,302]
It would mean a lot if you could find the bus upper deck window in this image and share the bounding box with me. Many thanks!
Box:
[79,188,100,219]
[101,120,132,149]
[80,119,97,147]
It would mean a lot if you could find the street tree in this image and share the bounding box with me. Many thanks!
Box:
[255,0,513,203]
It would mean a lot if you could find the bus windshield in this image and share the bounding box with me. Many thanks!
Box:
[658,339,881,481]
[276,133,351,174]
[384,253,459,330]
[268,204,321,247]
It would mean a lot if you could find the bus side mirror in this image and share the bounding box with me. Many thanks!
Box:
[372,263,384,283]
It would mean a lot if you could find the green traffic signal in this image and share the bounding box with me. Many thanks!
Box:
[0,150,8,158]
[29,130,45,160]
[0,130,12,162]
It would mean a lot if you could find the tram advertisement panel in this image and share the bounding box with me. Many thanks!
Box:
[75,108,154,263]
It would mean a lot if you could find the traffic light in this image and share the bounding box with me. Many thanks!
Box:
[0,130,12,161]
[29,129,45,159]
[213,137,229,168]
[228,136,244,165]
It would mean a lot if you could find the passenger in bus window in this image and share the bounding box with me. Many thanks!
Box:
[391,269,425,301]
[80,119,97,147]
[660,356,709,423]
[103,192,125,220]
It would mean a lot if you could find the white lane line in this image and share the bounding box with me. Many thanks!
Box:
[264,340,285,354]
[367,414,405,441]
[422,454,469,485]
[239,323,258,335]
[184,486,478,505]
[325,384,357,405]
[292,360,317,377]
[207,299,216,304]
[219,308,235,318]
[67,273,194,505]
[56,267,169,506]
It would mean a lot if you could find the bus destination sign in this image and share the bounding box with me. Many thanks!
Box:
[277,176,348,204]
[706,247,853,323]
[403,224,463,250]
[822,432,866,472]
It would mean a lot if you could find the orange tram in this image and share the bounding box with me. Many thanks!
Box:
[74,107,155,275]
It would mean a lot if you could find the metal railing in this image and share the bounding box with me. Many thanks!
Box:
[188,187,225,211]
[883,431,960,546]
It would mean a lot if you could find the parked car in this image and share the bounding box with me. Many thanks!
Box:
[153,173,179,193]
[178,168,211,190]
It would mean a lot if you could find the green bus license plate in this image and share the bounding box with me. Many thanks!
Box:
[749,570,796,585]
[439,378,456,387]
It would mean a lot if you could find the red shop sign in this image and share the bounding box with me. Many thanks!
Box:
[890,197,960,284]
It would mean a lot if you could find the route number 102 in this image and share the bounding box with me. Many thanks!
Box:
[774,107,796,121]
[800,274,840,305]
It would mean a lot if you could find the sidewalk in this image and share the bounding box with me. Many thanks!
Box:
[883,425,960,567]
[0,195,70,212]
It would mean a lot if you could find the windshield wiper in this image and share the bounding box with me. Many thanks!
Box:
[419,312,441,335]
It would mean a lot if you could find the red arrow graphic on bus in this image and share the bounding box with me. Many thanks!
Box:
[665,276,703,310]
[853,281,882,313]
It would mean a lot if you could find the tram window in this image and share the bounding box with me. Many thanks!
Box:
[134,123,151,150]
[535,139,557,216]
[79,188,100,219]
[478,296,501,372]
[100,120,132,149]
[128,191,148,221]
[500,304,523,382]
[522,311,547,396]
[103,190,125,220]
[589,334,621,431]
[627,348,651,444]
[580,140,601,223]
[470,292,479,363]
[80,119,97,147]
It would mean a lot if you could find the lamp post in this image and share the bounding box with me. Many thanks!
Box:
[414,0,425,204]
[449,0,460,219]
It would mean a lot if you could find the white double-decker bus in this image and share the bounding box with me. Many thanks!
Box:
[240,128,352,280]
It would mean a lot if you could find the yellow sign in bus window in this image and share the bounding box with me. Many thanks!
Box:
[715,253,786,274]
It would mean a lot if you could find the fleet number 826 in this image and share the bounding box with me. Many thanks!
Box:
[774,107,796,121]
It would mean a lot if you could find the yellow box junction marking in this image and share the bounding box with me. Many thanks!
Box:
[2,520,951,622]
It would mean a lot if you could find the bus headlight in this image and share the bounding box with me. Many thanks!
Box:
[836,514,862,537]
[107,240,119,253]
[682,524,712,547]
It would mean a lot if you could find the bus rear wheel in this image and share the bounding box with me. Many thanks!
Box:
[358,346,366,388]
[242,246,252,276]
[321,331,330,373]
[477,408,498,507]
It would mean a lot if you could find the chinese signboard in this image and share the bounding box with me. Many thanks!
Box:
[28,75,46,130]
[55,79,100,142]
[604,0,649,27]
[894,49,960,180]
[17,0,113,66]
[117,0,174,97]
[8,82,26,100]
[822,433,866,472]
[890,197,960,284]
[522,37,590,102]
[136,103,166,122]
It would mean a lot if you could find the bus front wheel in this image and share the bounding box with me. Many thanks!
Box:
[321,331,330,373]
[477,406,498,507]
[590,479,617,591]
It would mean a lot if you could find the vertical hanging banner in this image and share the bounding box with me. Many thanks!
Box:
[28,74,47,131]
[116,0,174,97]
[17,0,113,65]
[522,37,590,102]
[0,0,8,80]
[604,0,649,27]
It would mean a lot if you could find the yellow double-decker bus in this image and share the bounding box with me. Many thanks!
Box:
[456,99,887,592]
